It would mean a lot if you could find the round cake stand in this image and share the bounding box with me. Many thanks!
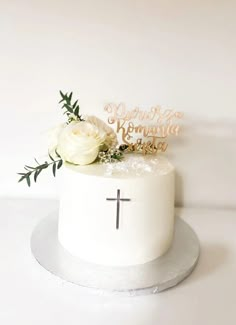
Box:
[31,213,200,296]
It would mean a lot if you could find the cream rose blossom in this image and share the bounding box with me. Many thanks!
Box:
[47,123,66,156]
[57,121,106,165]
[18,91,123,186]
[86,116,118,150]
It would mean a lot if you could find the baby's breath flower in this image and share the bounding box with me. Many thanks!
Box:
[98,148,124,163]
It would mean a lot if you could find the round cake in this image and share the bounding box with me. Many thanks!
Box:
[58,154,175,266]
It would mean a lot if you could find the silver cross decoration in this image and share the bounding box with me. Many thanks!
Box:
[106,189,131,229]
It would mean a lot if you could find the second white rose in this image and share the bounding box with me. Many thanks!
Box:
[57,121,107,165]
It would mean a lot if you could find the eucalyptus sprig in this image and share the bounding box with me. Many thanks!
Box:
[59,91,84,123]
[18,90,83,186]
[18,152,63,187]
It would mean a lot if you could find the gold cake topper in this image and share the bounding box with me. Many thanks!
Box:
[104,103,183,154]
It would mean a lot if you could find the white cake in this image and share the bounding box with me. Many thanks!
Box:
[58,154,175,266]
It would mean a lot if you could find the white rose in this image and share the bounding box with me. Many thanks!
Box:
[86,115,118,150]
[47,123,66,156]
[57,121,106,165]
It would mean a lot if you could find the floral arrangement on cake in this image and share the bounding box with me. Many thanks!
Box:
[18,91,183,186]
[18,91,126,186]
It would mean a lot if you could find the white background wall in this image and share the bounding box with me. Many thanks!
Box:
[0,0,235,208]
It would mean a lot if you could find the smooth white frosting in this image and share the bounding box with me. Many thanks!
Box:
[58,154,175,266]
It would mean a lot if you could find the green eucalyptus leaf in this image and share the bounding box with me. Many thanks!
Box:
[48,153,55,161]
[55,150,61,158]
[25,165,35,170]
[18,175,26,182]
[34,169,42,182]
[74,106,79,116]
[34,158,40,165]
[72,100,78,109]
[34,171,38,182]
[52,163,56,177]
[26,176,31,187]
[64,104,73,113]
[59,90,66,99]
[57,159,63,169]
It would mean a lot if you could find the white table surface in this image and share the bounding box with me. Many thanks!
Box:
[0,198,235,325]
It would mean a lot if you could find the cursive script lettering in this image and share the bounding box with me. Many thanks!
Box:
[104,103,183,154]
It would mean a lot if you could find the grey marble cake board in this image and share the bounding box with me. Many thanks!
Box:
[31,213,200,296]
